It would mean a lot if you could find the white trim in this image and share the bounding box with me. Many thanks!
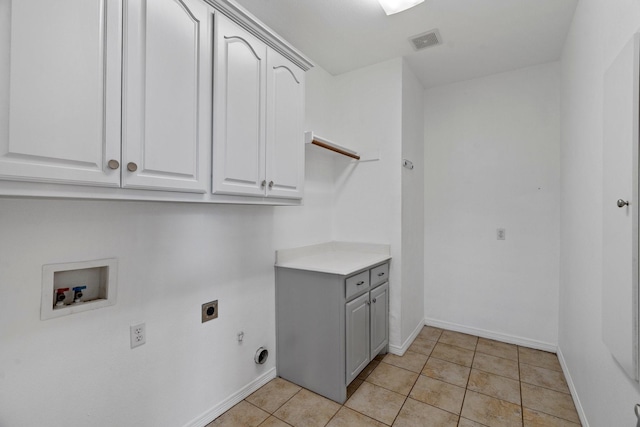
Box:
[424,317,558,353]
[557,347,590,427]
[388,321,424,356]
[183,368,277,427]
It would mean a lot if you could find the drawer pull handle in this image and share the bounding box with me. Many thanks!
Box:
[377,272,385,277]
[356,281,365,286]
[372,298,377,303]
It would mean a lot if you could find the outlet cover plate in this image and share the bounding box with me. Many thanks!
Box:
[130,322,146,349]
[202,300,218,323]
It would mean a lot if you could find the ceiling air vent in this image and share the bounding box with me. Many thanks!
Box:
[409,29,442,51]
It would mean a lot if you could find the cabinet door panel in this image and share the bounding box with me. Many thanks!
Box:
[123,0,211,192]
[212,14,266,196]
[346,292,370,384]
[0,0,121,186]
[370,282,389,358]
[266,50,304,199]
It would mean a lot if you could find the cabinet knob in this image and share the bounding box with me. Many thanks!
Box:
[366,300,371,306]
[127,162,138,172]
[372,298,377,303]
[107,159,120,170]
[618,199,630,208]
[357,281,365,286]
[268,181,274,189]
[378,272,385,277]
[261,180,267,188]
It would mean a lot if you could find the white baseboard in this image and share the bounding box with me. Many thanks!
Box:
[424,318,558,353]
[388,321,424,356]
[557,347,589,427]
[183,368,277,427]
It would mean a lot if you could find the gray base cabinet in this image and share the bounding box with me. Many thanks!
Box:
[275,262,389,403]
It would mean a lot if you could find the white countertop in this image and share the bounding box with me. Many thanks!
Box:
[275,241,391,275]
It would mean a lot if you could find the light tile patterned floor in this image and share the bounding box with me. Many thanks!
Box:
[209,326,581,427]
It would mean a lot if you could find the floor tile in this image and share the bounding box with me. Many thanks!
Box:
[439,330,478,351]
[520,363,570,394]
[393,398,459,427]
[523,407,581,426]
[383,350,429,373]
[422,357,471,388]
[208,401,270,427]
[347,379,364,400]
[458,418,487,427]
[325,407,387,427]
[419,326,443,341]
[473,352,519,380]
[273,389,341,427]
[358,360,380,380]
[521,383,580,424]
[408,335,437,355]
[518,347,562,372]
[431,343,475,367]
[246,378,302,413]
[461,390,523,427]
[409,375,465,414]
[345,382,406,425]
[258,416,291,427]
[467,369,521,405]
[476,338,518,361]
[366,362,419,395]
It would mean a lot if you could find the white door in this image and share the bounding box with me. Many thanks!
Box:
[266,50,305,199]
[370,282,389,358]
[122,0,211,193]
[602,33,640,381]
[0,0,121,186]
[346,292,370,384]
[212,13,267,196]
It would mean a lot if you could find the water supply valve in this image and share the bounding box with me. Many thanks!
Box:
[72,286,87,304]
[55,288,69,307]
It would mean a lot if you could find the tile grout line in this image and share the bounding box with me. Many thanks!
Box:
[518,345,524,427]
[458,338,477,426]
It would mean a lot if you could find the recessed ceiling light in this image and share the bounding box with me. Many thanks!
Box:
[377,0,425,15]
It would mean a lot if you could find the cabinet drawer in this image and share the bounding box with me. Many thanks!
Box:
[370,263,389,287]
[346,271,370,300]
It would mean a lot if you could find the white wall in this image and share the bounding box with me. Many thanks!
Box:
[0,154,334,427]
[401,62,425,344]
[559,0,640,424]
[423,62,561,348]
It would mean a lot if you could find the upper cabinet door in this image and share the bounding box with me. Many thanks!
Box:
[266,50,305,199]
[122,0,211,193]
[212,13,267,197]
[0,0,122,186]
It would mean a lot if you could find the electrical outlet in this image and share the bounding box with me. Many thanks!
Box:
[497,228,506,240]
[130,322,146,349]
[202,300,218,323]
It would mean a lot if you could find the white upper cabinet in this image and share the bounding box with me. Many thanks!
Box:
[0,0,122,186]
[212,13,267,197]
[212,14,305,200]
[122,0,211,193]
[266,50,305,199]
[0,0,312,203]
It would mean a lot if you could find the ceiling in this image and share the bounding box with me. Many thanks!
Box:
[233,0,578,88]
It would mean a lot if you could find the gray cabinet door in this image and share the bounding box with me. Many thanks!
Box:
[370,282,389,358]
[346,292,370,384]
